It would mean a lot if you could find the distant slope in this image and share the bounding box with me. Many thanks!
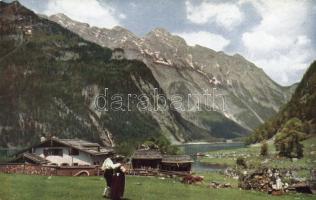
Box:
[246,61,316,144]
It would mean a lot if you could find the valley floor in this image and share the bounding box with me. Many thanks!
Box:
[0,173,314,200]
[200,136,316,178]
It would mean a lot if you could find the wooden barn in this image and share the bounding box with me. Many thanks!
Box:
[131,149,162,169]
[160,155,193,172]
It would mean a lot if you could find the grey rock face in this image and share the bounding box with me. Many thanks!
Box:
[48,14,294,139]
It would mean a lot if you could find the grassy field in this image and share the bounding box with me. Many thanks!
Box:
[200,137,316,178]
[0,173,315,200]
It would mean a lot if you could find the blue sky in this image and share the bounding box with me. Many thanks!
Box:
[7,0,316,86]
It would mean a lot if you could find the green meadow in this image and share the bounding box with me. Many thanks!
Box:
[0,173,314,200]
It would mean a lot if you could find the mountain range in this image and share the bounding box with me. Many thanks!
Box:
[0,2,296,151]
[48,14,295,132]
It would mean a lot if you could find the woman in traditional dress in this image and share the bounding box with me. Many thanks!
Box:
[101,158,121,198]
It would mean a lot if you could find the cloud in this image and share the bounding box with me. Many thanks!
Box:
[42,0,120,28]
[240,0,314,86]
[185,1,244,30]
[175,31,230,51]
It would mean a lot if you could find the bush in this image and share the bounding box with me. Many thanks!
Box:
[236,157,247,168]
[260,141,268,156]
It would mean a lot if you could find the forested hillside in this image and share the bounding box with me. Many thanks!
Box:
[246,61,316,144]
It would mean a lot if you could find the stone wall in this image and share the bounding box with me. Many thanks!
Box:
[0,164,101,176]
[0,164,57,176]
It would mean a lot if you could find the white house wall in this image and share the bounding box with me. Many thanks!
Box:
[34,147,92,166]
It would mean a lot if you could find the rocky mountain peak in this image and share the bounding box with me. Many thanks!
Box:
[145,28,186,45]
[112,25,137,37]
[52,13,69,19]
[143,28,188,56]
[233,53,246,60]
[1,1,21,8]
[0,1,36,18]
[147,27,171,37]
[49,13,90,28]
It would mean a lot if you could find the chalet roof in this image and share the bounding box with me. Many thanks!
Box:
[162,155,193,164]
[132,149,162,160]
[52,138,114,156]
[59,139,101,147]
[55,138,113,156]
[17,138,114,156]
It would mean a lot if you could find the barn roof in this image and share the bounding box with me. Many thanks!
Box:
[132,149,162,160]
[162,155,193,164]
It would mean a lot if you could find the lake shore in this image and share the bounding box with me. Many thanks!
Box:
[179,141,243,145]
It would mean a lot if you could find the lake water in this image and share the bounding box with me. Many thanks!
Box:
[177,142,245,172]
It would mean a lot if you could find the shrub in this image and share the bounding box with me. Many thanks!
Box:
[236,157,247,168]
[260,141,268,156]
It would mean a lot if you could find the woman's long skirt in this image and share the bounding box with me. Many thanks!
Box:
[110,172,125,200]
